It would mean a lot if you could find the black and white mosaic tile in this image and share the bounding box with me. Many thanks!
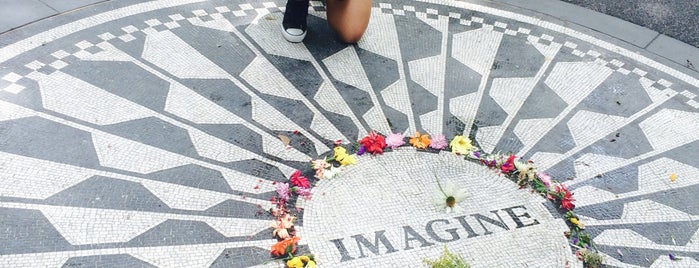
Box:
[0,0,697,267]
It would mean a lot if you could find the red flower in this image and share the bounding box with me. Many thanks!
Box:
[553,183,569,195]
[289,170,310,188]
[359,131,387,155]
[560,191,576,210]
[501,155,516,173]
[550,184,576,210]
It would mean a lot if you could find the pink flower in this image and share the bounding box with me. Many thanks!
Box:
[537,172,552,187]
[311,159,329,179]
[429,134,448,150]
[385,133,405,149]
[271,213,295,239]
[290,170,310,188]
[296,187,312,201]
[277,183,290,201]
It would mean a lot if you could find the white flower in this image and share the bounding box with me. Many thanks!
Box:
[514,159,529,172]
[323,166,342,179]
[432,181,468,213]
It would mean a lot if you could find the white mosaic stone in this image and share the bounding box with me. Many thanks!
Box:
[632,67,648,76]
[688,99,699,109]
[1,84,24,94]
[518,27,531,34]
[49,60,68,69]
[118,34,136,42]
[33,71,152,125]
[24,60,45,70]
[681,90,698,99]
[617,67,631,75]
[97,32,115,40]
[477,77,537,152]
[0,73,21,84]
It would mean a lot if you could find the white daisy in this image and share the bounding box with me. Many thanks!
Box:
[432,181,468,213]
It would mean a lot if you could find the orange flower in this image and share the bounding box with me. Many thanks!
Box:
[409,132,431,149]
[271,237,300,257]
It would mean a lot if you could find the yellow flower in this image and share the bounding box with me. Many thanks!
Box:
[306,260,316,268]
[286,257,304,268]
[449,135,473,154]
[338,153,356,166]
[287,256,315,268]
[570,217,584,229]
[333,146,356,166]
[333,146,347,158]
[409,132,431,149]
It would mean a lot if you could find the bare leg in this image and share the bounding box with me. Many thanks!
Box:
[326,0,372,43]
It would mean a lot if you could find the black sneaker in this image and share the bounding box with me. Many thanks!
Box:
[282,0,309,43]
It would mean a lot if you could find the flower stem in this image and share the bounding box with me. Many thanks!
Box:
[433,171,447,196]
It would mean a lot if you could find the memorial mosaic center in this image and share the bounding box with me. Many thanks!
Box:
[302,152,571,266]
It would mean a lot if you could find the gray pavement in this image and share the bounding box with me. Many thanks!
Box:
[0,0,698,267]
[563,0,699,48]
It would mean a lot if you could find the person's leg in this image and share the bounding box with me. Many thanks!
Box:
[282,0,310,43]
[326,0,372,43]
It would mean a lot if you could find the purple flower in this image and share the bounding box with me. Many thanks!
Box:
[357,146,366,156]
[572,237,579,245]
[276,183,291,201]
[296,187,312,201]
[474,151,481,158]
[429,134,448,150]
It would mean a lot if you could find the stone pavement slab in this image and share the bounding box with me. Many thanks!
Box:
[496,0,660,48]
[563,0,699,48]
[39,0,107,13]
[0,0,698,267]
[0,0,57,33]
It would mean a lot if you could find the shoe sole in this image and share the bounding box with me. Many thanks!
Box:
[281,25,306,43]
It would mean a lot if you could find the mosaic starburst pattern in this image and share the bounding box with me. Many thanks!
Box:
[0,0,697,267]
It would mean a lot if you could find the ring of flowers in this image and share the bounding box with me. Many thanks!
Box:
[268,131,600,268]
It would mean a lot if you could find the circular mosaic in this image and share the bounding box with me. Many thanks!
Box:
[303,150,571,266]
[0,0,697,267]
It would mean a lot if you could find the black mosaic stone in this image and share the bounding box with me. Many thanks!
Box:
[490,35,544,78]
[102,117,199,157]
[125,220,228,247]
[179,79,253,120]
[62,254,157,268]
[146,164,234,193]
[45,176,171,211]
[0,116,101,168]
[579,72,653,117]
[0,208,72,255]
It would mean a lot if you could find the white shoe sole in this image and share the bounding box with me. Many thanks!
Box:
[281,25,306,43]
